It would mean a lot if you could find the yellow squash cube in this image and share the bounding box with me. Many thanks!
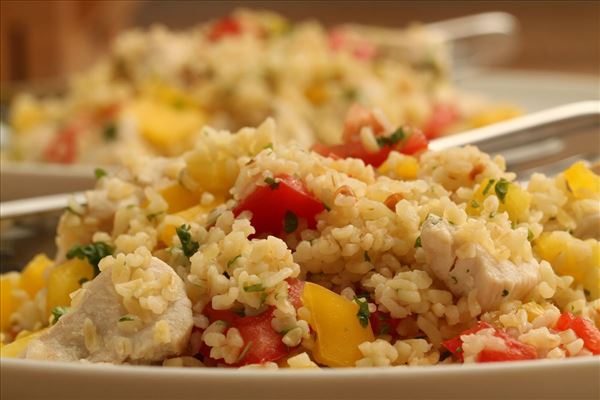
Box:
[302,282,374,367]
[46,259,95,315]
[20,254,53,298]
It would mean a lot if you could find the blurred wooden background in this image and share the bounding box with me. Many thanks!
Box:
[1,0,599,85]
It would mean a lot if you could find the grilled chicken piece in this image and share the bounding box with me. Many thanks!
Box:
[22,257,192,363]
[420,218,540,311]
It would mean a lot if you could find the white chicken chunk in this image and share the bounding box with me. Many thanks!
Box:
[22,257,192,363]
[420,218,540,311]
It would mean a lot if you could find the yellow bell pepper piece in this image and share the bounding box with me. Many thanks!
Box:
[1,273,20,331]
[20,254,53,298]
[0,329,47,358]
[158,201,221,246]
[377,156,419,180]
[534,231,600,299]
[157,183,202,214]
[46,259,95,315]
[133,98,204,152]
[302,282,374,367]
[563,161,600,199]
[469,105,522,129]
[467,178,531,223]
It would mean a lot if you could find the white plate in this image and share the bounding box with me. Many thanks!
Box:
[1,357,598,400]
[1,69,599,201]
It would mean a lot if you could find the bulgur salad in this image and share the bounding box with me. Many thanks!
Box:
[5,9,520,165]
[1,106,599,369]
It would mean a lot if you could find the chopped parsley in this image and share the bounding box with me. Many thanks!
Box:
[176,224,199,257]
[51,306,69,324]
[376,127,405,148]
[494,178,510,203]
[527,230,534,241]
[364,251,371,262]
[244,283,265,292]
[66,241,114,276]
[146,211,165,221]
[489,211,496,218]
[455,346,463,354]
[103,123,117,141]
[354,296,370,328]
[482,179,496,195]
[470,200,480,209]
[343,87,358,101]
[260,291,268,305]
[322,202,331,212]
[283,210,298,233]
[263,143,274,150]
[264,176,280,190]
[227,255,241,269]
[94,168,108,179]
[414,236,422,248]
[502,289,509,297]
[119,315,135,322]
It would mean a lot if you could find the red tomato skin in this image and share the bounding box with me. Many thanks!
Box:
[233,174,324,237]
[369,311,402,338]
[443,322,492,362]
[43,126,78,164]
[286,278,305,310]
[234,308,289,365]
[400,130,429,155]
[342,104,386,143]
[555,312,600,355]
[477,330,537,362]
[422,103,459,139]
[208,17,242,41]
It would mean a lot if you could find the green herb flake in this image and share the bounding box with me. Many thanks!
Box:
[78,277,89,285]
[470,200,480,209]
[322,203,331,212]
[103,123,117,141]
[260,291,268,306]
[527,230,534,241]
[263,143,274,150]
[227,255,241,269]
[482,179,496,196]
[494,178,510,203]
[283,210,298,234]
[176,224,200,257]
[502,289,509,297]
[489,212,496,218]
[380,323,391,336]
[66,241,114,276]
[264,177,280,190]
[455,346,463,354]
[414,236,422,248]
[119,315,135,322]
[94,168,108,179]
[354,296,371,328]
[244,283,265,292]
[146,211,165,222]
[376,127,405,148]
[364,251,371,262]
[51,306,69,324]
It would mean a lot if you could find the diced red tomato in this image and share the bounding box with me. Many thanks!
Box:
[342,104,386,143]
[200,304,290,365]
[443,321,537,363]
[555,312,600,355]
[286,278,305,310]
[233,174,324,238]
[422,103,459,139]
[234,308,289,365]
[43,126,78,164]
[477,329,537,362]
[400,130,429,155]
[208,16,242,41]
[328,29,376,61]
[369,311,402,338]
